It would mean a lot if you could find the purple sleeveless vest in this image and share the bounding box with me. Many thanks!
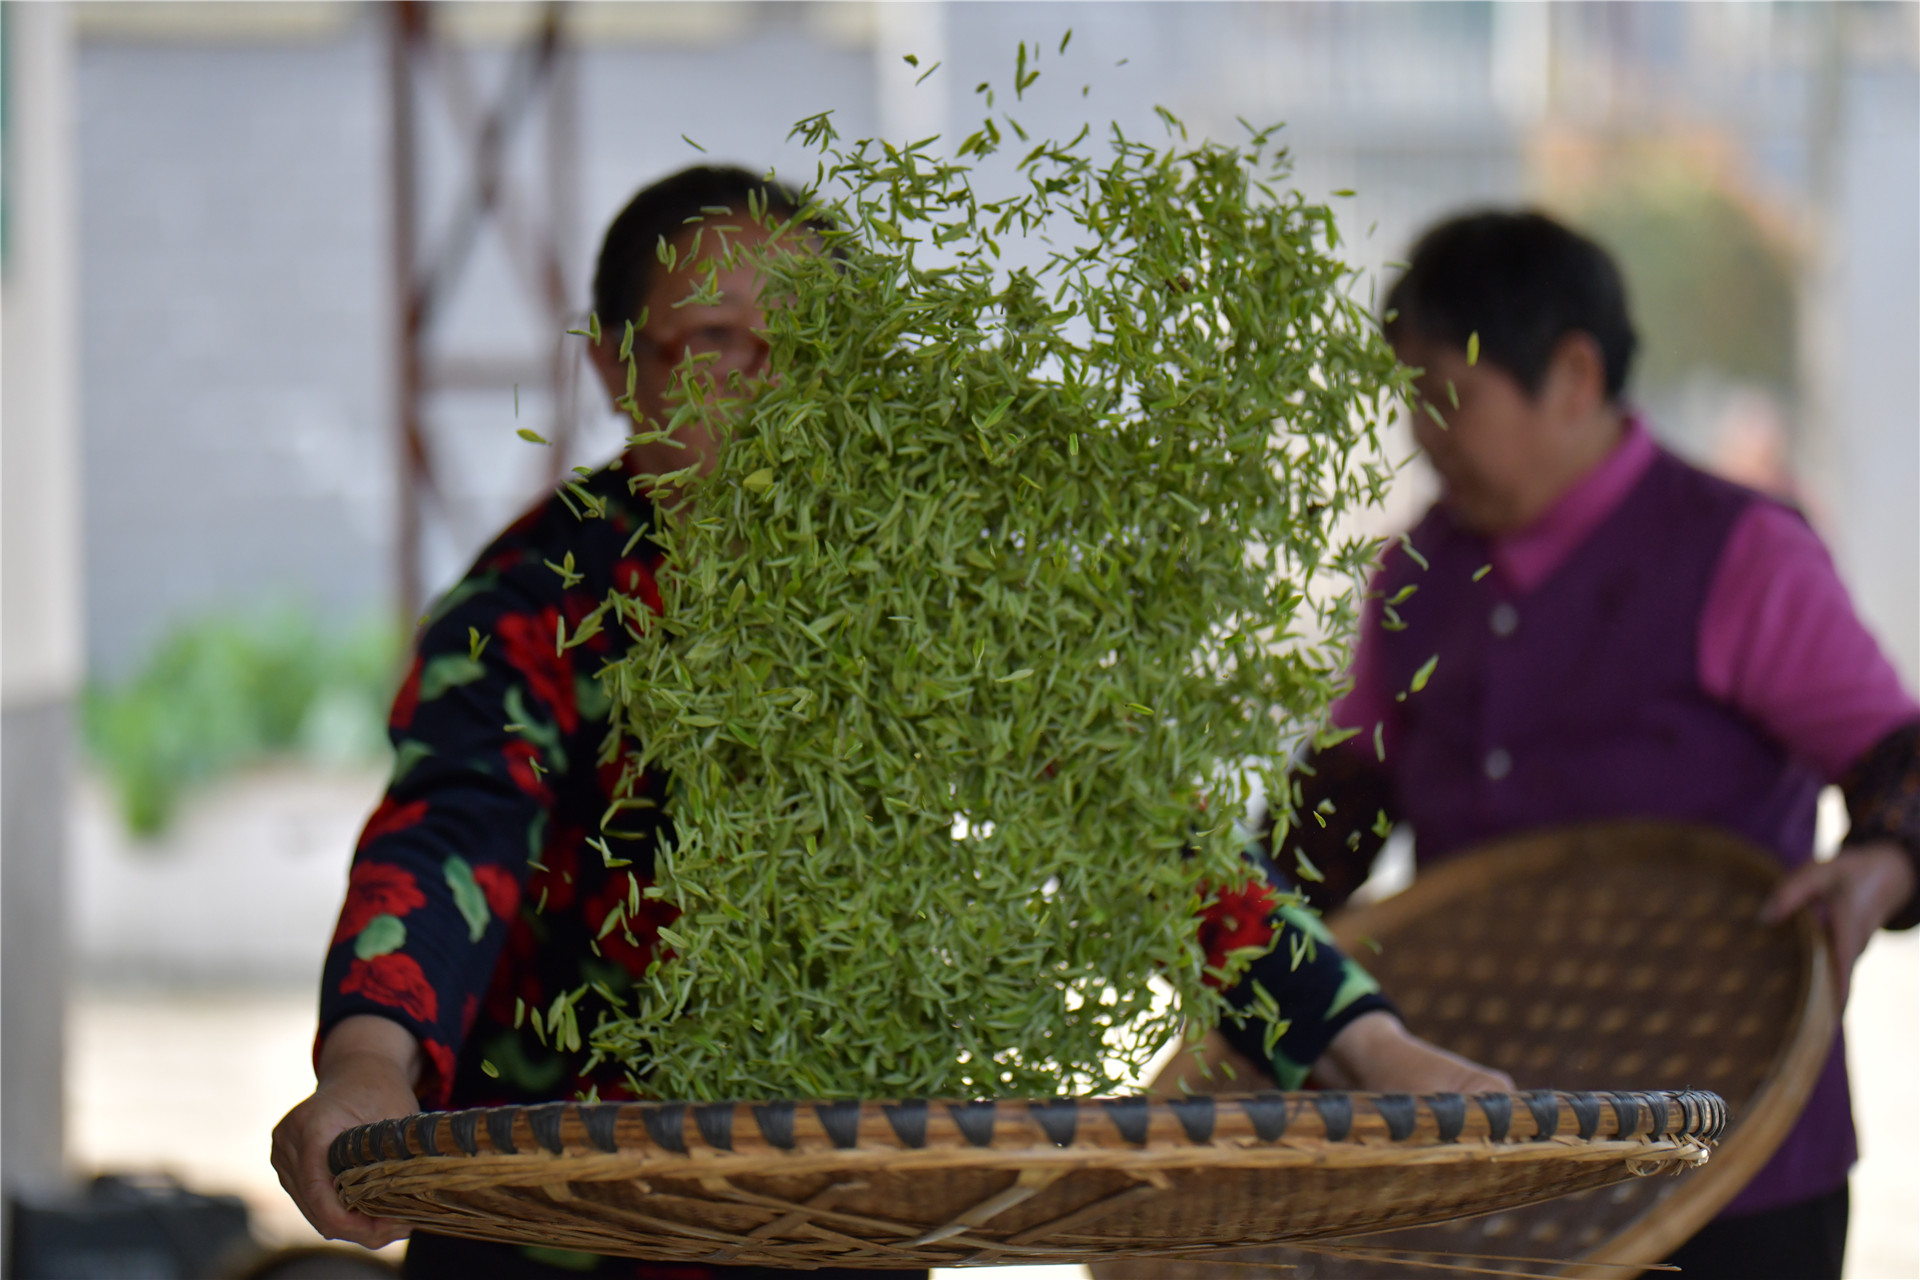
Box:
[1376,448,1851,1216]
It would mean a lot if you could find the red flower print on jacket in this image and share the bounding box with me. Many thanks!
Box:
[341,952,439,1023]
[527,825,583,915]
[471,863,521,922]
[586,876,679,977]
[495,607,577,732]
[482,913,544,1026]
[1197,878,1281,988]
[501,740,552,804]
[357,797,430,851]
[390,654,423,730]
[612,557,664,615]
[561,590,612,654]
[331,863,428,943]
[596,744,641,802]
[420,1038,459,1106]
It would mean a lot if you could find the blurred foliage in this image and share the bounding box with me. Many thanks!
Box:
[1557,146,1800,397]
[83,605,398,837]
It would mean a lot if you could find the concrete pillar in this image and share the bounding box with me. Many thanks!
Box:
[2,0,82,1201]
[1827,67,1920,688]
[1795,8,1920,689]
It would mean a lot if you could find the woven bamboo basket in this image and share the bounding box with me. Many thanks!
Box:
[330,1086,1722,1268]
[1095,820,1836,1279]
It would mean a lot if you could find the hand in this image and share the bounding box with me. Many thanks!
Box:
[1762,842,1916,1011]
[1315,1010,1514,1094]
[271,1015,425,1248]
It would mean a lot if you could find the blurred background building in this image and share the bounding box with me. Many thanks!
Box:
[2,2,1914,1274]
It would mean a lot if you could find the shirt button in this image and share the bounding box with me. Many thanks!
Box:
[1484,748,1513,780]
[1489,603,1519,637]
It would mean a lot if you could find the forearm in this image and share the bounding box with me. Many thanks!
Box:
[1316,1009,1512,1094]
[1763,723,1919,1009]
[318,1014,425,1093]
[1839,719,1920,930]
[1213,897,1394,1088]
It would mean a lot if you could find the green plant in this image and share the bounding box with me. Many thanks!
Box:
[83,605,397,836]
[587,57,1406,1101]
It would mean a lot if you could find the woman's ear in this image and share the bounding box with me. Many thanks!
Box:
[1542,331,1609,424]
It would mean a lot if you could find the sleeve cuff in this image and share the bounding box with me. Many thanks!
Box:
[1839,718,1920,931]
[317,1002,459,1109]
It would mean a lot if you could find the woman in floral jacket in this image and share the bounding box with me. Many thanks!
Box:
[272,166,1508,1280]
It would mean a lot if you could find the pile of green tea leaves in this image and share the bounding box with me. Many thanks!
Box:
[589,60,1408,1101]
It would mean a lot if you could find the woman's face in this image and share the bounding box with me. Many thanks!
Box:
[600,220,775,486]
[1393,330,1617,537]
[1395,335,1554,535]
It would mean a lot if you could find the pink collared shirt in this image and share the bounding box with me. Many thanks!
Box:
[1337,417,1918,780]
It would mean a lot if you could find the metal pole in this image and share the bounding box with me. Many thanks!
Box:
[545,1,582,482]
[390,0,425,627]
[387,0,580,621]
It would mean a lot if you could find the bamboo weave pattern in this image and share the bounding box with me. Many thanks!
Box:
[331,1089,1721,1268]
[1098,822,1833,1279]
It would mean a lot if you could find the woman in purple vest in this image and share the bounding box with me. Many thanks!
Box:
[1285,211,1920,1280]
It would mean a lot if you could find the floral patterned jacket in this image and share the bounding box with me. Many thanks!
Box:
[318,461,1389,1114]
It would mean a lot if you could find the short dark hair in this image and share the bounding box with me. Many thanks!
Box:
[591,164,807,333]
[1383,210,1638,399]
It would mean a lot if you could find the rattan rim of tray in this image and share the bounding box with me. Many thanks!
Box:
[1327,820,1838,1276]
[330,1088,1725,1265]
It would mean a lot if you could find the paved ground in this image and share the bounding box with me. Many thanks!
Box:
[64,770,1919,1277]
